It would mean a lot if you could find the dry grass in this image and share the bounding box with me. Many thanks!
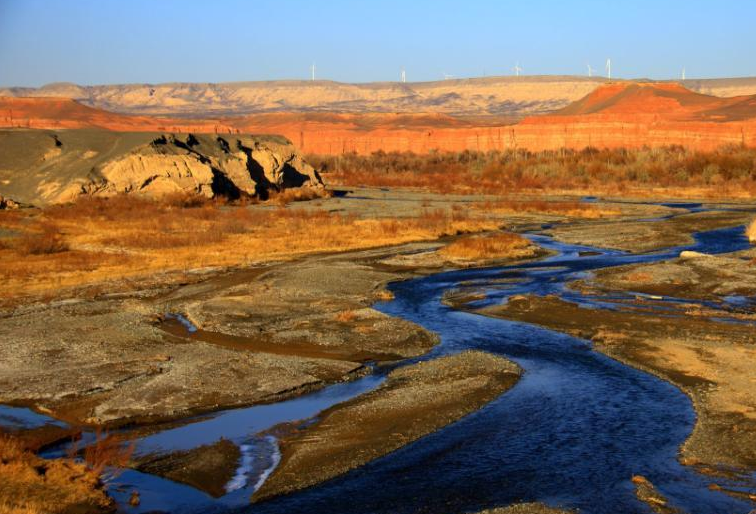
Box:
[374,289,395,301]
[270,187,332,206]
[15,223,70,255]
[311,145,756,199]
[334,310,358,323]
[0,194,501,305]
[473,199,619,218]
[439,232,536,261]
[624,271,654,283]
[71,429,135,484]
[0,434,113,514]
[748,219,756,243]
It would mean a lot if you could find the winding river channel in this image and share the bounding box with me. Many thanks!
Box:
[4,204,756,514]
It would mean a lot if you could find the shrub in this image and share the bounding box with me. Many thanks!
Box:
[440,232,535,261]
[311,145,756,196]
[334,310,357,322]
[17,225,69,255]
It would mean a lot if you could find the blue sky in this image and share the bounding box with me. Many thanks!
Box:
[0,0,754,86]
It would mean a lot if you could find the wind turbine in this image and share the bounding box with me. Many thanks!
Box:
[401,67,406,83]
[513,61,523,77]
[587,63,594,77]
[605,58,612,80]
[311,62,316,82]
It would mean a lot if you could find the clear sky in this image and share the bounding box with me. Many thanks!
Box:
[1,0,754,87]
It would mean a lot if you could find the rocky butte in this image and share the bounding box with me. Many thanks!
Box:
[0,129,323,205]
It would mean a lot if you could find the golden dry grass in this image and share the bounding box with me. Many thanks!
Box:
[312,145,756,199]
[439,232,536,261]
[473,199,619,219]
[374,289,395,301]
[270,187,332,206]
[0,195,501,305]
[0,434,113,514]
[334,310,358,323]
[748,219,756,243]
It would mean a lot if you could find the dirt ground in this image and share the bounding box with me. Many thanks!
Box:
[546,209,754,252]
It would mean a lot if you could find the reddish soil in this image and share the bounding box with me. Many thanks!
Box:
[2,82,756,154]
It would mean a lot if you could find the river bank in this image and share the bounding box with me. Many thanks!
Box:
[2,192,755,513]
[470,209,756,477]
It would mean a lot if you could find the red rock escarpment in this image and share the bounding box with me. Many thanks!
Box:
[2,83,756,154]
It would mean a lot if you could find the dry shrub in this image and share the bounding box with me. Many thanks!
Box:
[0,433,114,514]
[474,199,615,218]
[161,191,214,208]
[0,434,25,460]
[334,310,357,322]
[315,145,756,198]
[374,289,395,301]
[111,228,225,249]
[81,429,135,483]
[440,232,536,261]
[748,219,756,243]
[45,194,159,221]
[271,187,331,206]
[16,224,68,255]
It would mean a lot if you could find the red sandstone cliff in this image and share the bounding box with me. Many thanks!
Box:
[2,83,756,154]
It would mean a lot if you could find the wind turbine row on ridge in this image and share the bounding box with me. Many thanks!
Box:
[308,59,685,84]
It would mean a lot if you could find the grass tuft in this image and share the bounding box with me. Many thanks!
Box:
[17,224,69,255]
[440,232,536,261]
[0,433,114,514]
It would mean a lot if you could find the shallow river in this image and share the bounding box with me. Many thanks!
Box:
[4,205,756,514]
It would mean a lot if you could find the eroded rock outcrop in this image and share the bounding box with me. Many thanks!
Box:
[0,130,324,205]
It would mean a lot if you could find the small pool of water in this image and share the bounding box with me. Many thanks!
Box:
[0,404,66,430]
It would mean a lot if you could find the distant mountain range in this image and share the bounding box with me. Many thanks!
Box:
[3,76,756,118]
